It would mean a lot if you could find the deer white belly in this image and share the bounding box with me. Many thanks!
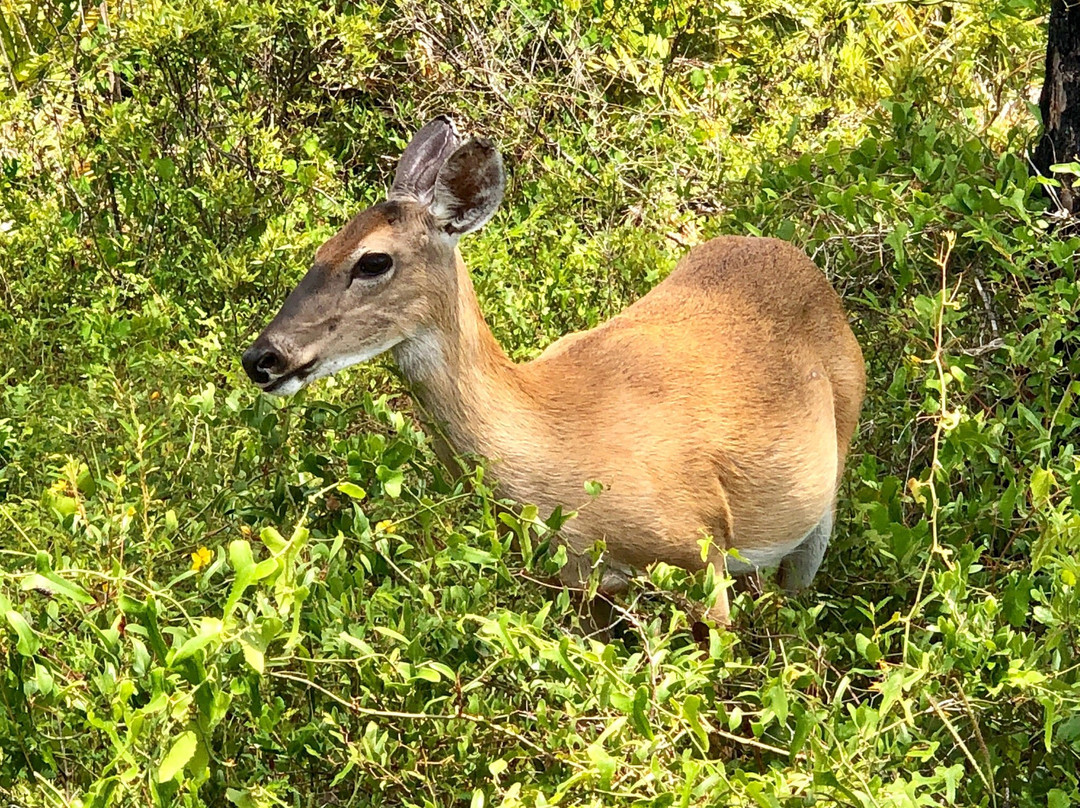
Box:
[726,524,819,573]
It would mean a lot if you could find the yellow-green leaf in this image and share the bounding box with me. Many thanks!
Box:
[336,482,366,499]
[157,730,197,782]
[240,639,265,675]
[1030,467,1055,503]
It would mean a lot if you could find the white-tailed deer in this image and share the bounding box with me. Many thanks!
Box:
[242,117,865,625]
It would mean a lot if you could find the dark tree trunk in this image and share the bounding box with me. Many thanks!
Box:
[1033,0,1080,215]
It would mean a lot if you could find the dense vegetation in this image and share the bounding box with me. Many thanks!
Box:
[1,1,1078,805]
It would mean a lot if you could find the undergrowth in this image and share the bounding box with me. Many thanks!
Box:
[1,1,1078,806]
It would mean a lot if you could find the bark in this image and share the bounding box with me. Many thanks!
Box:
[1033,0,1080,215]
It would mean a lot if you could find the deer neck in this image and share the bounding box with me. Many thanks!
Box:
[391,253,535,460]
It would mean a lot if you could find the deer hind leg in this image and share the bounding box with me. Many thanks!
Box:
[733,569,764,598]
[704,483,737,627]
[704,483,738,626]
[556,549,631,638]
[777,508,833,592]
[569,565,632,640]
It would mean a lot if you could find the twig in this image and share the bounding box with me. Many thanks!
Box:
[957,685,995,799]
[927,692,993,796]
[902,232,958,661]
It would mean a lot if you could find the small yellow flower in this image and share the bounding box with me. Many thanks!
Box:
[190,546,212,571]
[375,520,397,534]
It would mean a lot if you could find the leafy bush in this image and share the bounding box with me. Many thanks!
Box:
[1,1,1078,806]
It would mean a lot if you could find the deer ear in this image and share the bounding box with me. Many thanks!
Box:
[390,116,462,203]
[429,138,505,235]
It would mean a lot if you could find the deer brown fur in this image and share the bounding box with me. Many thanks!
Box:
[242,118,865,625]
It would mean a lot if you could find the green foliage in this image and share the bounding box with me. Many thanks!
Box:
[1,0,1078,805]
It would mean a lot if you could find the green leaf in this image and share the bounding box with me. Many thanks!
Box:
[5,610,38,656]
[1047,789,1070,808]
[586,743,616,788]
[171,618,223,664]
[411,666,441,683]
[34,661,55,695]
[768,683,789,723]
[428,661,457,680]
[142,596,169,662]
[230,539,255,577]
[339,632,375,656]
[224,540,258,619]
[1003,578,1030,627]
[157,730,197,782]
[337,482,366,500]
[131,636,151,675]
[746,783,782,808]
[373,625,409,645]
[631,685,654,740]
[1049,161,1080,176]
[1030,467,1055,503]
[682,694,709,751]
[21,572,94,605]
[790,710,815,758]
[45,492,77,519]
[75,467,96,495]
[998,482,1018,526]
[260,527,288,555]
[556,637,588,689]
[226,788,256,808]
[239,638,265,675]
[253,557,280,580]
[153,157,176,180]
[376,465,404,498]
[855,633,882,664]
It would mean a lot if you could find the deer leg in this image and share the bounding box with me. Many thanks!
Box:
[777,509,833,592]
[705,487,736,627]
[733,570,764,598]
[581,566,631,640]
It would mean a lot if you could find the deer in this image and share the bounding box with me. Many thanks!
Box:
[241,117,866,627]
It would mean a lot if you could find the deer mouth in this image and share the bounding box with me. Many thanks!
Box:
[262,358,318,394]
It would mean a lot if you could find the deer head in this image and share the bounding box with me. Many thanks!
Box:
[241,117,505,395]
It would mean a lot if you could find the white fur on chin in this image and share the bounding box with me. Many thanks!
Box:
[260,339,403,397]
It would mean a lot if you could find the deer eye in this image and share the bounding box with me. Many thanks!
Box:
[349,252,393,283]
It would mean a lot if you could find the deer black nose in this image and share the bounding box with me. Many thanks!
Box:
[242,343,285,386]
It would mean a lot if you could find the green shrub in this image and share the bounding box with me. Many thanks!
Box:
[1,1,1077,806]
